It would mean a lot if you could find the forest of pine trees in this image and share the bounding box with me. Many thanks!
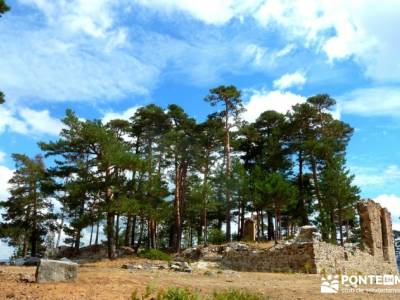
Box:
[0,87,360,259]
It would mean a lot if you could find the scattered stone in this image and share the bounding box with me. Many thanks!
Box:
[35,259,78,283]
[169,261,192,273]
[203,270,216,277]
[19,274,35,283]
[119,246,136,255]
[121,263,143,270]
[60,257,73,263]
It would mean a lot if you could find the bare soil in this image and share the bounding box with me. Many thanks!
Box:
[0,257,398,300]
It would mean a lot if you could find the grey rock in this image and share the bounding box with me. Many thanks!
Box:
[35,259,78,283]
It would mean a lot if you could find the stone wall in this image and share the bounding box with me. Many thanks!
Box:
[222,243,317,273]
[222,200,398,275]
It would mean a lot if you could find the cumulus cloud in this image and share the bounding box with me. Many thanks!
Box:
[243,89,306,122]
[102,106,141,124]
[374,194,400,230]
[133,0,400,83]
[339,87,400,117]
[0,106,63,136]
[0,165,13,200]
[0,151,6,163]
[273,71,306,90]
[133,0,264,25]
[352,165,400,189]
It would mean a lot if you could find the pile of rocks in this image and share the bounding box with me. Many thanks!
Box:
[177,242,250,262]
[121,261,192,273]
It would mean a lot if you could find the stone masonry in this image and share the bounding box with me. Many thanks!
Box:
[243,219,256,241]
[222,200,398,275]
[357,199,397,265]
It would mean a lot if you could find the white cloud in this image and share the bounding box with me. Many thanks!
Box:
[243,89,306,122]
[0,106,63,136]
[133,0,264,25]
[273,71,306,90]
[19,108,64,136]
[102,106,141,124]
[0,165,13,200]
[0,151,6,163]
[352,165,400,188]
[374,194,400,231]
[19,0,123,39]
[339,87,400,117]
[132,1,400,83]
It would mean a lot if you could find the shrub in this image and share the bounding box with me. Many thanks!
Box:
[132,287,268,300]
[213,290,267,300]
[158,287,200,300]
[138,249,171,261]
[208,228,225,245]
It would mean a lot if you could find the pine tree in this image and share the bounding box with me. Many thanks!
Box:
[0,154,55,257]
[205,85,245,241]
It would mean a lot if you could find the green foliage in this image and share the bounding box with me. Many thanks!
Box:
[0,0,10,16]
[213,290,267,300]
[207,228,225,245]
[158,287,200,300]
[132,286,266,300]
[138,249,171,261]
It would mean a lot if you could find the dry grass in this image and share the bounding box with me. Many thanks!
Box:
[0,257,398,300]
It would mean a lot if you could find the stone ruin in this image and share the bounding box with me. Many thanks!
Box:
[243,218,256,241]
[222,200,398,275]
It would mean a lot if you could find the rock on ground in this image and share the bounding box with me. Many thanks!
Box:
[35,259,78,283]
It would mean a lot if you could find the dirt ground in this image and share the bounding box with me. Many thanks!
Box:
[0,257,399,300]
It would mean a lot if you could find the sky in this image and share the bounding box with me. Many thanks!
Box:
[1,0,400,258]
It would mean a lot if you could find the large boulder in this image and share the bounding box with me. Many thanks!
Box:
[35,259,78,283]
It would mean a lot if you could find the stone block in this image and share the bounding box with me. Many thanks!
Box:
[35,259,78,283]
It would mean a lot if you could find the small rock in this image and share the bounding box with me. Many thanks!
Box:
[19,274,35,283]
[203,271,216,277]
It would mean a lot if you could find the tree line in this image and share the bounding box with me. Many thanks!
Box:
[0,87,360,259]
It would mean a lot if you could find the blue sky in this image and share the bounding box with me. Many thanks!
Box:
[1,0,400,256]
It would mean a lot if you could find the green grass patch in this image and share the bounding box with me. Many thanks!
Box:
[137,248,172,261]
[132,286,268,300]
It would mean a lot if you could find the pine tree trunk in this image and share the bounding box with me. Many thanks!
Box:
[223,102,232,241]
[124,214,131,247]
[95,219,100,245]
[107,211,116,259]
[115,214,120,249]
[267,211,274,241]
[89,224,94,246]
[131,215,137,248]
[56,214,64,248]
[298,151,309,225]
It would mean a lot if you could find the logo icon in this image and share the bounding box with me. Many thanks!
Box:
[321,275,340,294]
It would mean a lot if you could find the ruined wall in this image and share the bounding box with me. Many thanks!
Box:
[357,199,397,265]
[242,219,256,241]
[222,243,317,273]
[222,200,398,275]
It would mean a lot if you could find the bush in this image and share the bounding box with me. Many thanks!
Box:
[208,228,225,245]
[132,287,267,300]
[137,248,171,261]
[213,290,267,300]
[158,287,200,300]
